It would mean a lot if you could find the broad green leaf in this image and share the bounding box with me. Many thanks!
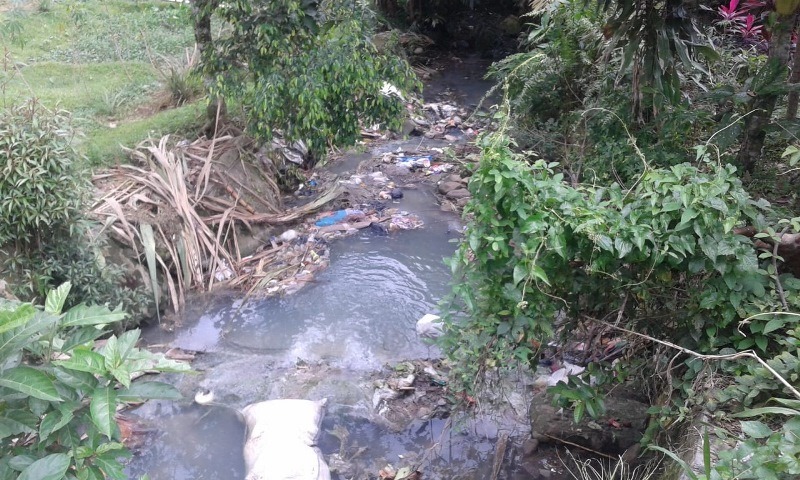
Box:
[39,409,74,443]
[90,386,117,439]
[44,282,71,315]
[595,234,613,251]
[117,381,182,401]
[614,237,632,259]
[774,398,800,409]
[109,364,132,389]
[530,265,551,286]
[740,420,773,439]
[18,453,70,480]
[95,442,125,455]
[0,414,36,439]
[573,401,585,423]
[55,424,80,449]
[496,322,511,335]
[116,329,140,360]
[512,263,526,286]
[0,366,61,402]
[4,409,39,432]
[102,335,121,370]
[0,313,56,360]
[0,303,35,335]
[53,366,98,392]
[762,317,785,335]
[92,454,127,480]
[754,335,768,352]
[53,349,106,375]
[8,455,35,472]
[77,466,105,480]
[61,304,126,328]
[61,326,106,352]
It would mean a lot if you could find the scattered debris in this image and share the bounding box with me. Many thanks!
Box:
[379,465,421,480]
[371,360,451,430]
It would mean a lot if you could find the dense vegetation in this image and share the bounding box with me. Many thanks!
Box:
[439,0,800,478]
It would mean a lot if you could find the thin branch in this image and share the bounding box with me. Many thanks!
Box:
[584,317,800,401]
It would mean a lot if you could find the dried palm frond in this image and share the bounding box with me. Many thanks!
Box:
[91,134,341,315]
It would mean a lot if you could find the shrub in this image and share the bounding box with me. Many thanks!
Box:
[0,100,88,249]
[8,226,154,328]
[0,283,189,480]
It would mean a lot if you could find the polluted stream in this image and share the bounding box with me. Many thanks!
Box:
[126,58,568,480]
[128,181,547,479]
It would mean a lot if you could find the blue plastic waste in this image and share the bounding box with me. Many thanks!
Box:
[315,209,363,227]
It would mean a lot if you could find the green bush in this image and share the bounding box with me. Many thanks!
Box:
[8,227,154,328]
[0,282,190,480]
[0,100,88,248]
[205,0,419,160]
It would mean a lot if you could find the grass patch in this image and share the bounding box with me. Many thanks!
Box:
[0,0,201,169]
[83,100,205,166]
[3,62,158,113]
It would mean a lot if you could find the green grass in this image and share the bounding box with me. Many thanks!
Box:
[3,62,158,113]
[83,101,205,166]
[0,0,201,168]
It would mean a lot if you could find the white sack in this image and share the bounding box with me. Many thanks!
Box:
[241,399,330,480]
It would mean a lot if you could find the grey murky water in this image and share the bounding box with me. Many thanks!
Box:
[126,177,541,479]
[125,59,565,479]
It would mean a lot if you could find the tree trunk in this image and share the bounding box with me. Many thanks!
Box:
[737,14,793,173]
[190,0,225,137]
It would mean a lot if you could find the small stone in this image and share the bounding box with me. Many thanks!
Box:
[538,468,552,478]
[437,181,462,195]
[445,188,471,200]
[522,438,539,456]
[456,197,470,207]
[445,174,462,183]
[402,118,418,136]
[444,134,458,143]
[414,46,424,54]
[390,188,403,199]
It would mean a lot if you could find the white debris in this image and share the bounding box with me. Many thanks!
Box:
[380,82,405,102]
[416,313,444,339]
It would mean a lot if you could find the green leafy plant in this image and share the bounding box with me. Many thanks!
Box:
[652,397,800,480]
[7,225,154,328]
[202,0,419,161]
[0,100,88,249]
[0,282,190,480]
[440,129,781,392]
